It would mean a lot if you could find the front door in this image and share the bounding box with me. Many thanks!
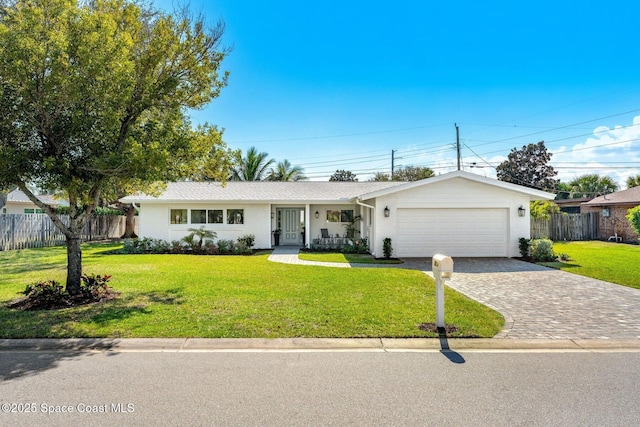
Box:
[279,208,302,245]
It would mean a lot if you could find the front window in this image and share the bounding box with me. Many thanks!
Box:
[227,209,244,224]
[208,209,223,224]
[191,209,207,224]
[326,209,354,223]
[170,209,187,224]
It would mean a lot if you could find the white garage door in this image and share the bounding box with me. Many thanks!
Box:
[396,208,508,257]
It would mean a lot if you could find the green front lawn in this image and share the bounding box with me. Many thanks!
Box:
[545,241,640,289]
[298,252,403,264]
[0,243,503,338]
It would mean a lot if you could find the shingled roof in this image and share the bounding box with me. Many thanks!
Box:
[582,186,640,206]
[121,181,405,203]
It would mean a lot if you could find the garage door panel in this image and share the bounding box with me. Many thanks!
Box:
[397,208,508,257]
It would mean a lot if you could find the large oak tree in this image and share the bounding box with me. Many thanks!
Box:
[0,0,233,294]
[496,141,558,192]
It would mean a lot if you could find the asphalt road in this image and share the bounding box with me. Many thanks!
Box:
[1,349,639,426]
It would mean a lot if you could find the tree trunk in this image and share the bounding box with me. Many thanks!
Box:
[15,182,92,296]
[66,236,83,295]
[121,203,138,238]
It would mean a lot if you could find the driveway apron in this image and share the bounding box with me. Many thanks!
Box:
[269,249,640,339]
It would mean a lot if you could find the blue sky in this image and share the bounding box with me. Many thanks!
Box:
[157,0,640,186]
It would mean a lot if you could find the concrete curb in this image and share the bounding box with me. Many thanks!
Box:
[1,338,639,352]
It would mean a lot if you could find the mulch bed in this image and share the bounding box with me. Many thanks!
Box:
[6,293,120,311]
[417,322,459,334]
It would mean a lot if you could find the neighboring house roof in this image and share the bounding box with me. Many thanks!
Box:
[555,197,592,205]
[582,186,640,207]
[121,171,556,204]
[356,170,556,201]
[555,197,592,208]
[6,189,68,207]
[121,181,405,203]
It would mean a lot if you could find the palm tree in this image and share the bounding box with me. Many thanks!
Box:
[626,175,640,189]
[231,146,275,181]
[567,174,618,198]
[267,159,307,181]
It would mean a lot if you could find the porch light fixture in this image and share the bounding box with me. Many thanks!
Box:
[315,210,319,219]
[517,206,526,217]
[603,207,610,218]
[384,206,390,217]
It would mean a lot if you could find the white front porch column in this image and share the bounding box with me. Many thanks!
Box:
[304,203,310,248]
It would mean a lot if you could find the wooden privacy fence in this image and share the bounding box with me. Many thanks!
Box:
[531,212,599,241]
[0,214,137,251]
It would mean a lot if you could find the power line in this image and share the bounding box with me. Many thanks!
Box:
[226,123,451,144]
[462,108,640,150]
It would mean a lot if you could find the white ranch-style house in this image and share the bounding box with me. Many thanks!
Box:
[121,170,555,258]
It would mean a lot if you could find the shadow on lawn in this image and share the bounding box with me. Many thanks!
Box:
[0,287,190,381]
[1,288,186,338]
[0,289,185,381]
[0,259,65,276]
[144,288,185,305]
[87,289,185,324]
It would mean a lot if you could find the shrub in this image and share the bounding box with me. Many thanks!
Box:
[170,240,184,254]
[530,238,555,262]
[383,237,393,259]
[627,206,640,238]
[182,226,217,253]
[342,237,369,254]
[80,274,116,300]
[216,239,235,254]
[122,238,138,254]
[148,239,170,254]
[342,242,357,254]
[16,274,118,310]
[237,234,255,253]
[20,280,66,308]
[518,237,530,258]
[122,237,170,254]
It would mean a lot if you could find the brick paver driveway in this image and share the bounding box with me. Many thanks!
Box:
[406,258,640,339]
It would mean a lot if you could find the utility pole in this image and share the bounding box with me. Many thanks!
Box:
[391,149,397,178]
[455,123,461,171]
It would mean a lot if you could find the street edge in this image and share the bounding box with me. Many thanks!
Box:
[1,337,640,352]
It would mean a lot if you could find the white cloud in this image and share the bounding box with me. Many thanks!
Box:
[551,115,640,188]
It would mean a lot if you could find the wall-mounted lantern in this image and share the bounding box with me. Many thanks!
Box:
[603,207,610,218]
[315,210,319,219]
[517,206,526,217]
[384,206,390,217]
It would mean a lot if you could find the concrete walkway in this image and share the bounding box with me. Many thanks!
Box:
[269,248,640,340]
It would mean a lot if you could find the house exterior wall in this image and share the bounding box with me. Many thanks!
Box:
[138,203,272,248]
[581,204,639,243]
[369,177,532,257]
[3,202,43,215]
[307,204,361,240]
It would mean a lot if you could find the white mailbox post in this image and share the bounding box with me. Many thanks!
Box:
[432,254,454,328]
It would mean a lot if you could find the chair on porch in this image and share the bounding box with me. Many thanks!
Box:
[320,228,330,239]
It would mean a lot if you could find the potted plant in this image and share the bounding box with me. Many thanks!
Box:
[343,215,361,239]
[273,228,281,246]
